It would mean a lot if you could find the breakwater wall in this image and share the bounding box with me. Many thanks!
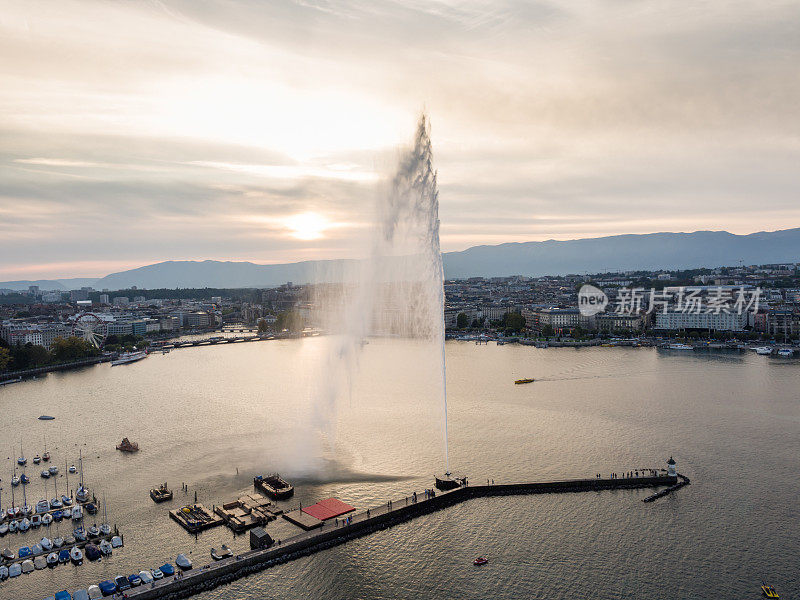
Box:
[128,474,677,600]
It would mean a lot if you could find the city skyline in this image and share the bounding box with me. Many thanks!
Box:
[2,1,800,280]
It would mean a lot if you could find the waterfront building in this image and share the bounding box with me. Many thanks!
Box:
[654,310,747,332]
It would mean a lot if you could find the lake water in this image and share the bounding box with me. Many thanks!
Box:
[1,339,799,599]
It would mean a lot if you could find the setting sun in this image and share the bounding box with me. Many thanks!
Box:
[284,212,330,240]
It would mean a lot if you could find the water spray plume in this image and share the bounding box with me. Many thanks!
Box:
[301,113,450,476]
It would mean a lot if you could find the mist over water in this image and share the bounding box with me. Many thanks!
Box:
[300,114,448,475]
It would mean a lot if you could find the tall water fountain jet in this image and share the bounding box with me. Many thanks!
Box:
[301,114,452,480]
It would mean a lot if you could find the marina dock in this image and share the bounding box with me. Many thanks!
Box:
[169,504,224,533]
[0,529,122,570]
[213,494,282,533]
[128,472,682,600]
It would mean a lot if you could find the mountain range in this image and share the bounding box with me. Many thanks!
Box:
[2,228,799,292]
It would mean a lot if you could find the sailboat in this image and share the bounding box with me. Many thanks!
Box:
[75,450,90,503]
[99,494,111,536]
[21,478,33,518]
[17,442,26,466]
[42,441,50,462]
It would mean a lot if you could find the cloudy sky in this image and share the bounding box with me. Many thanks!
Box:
[1,0,799,280]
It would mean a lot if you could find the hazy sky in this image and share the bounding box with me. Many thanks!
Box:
[2,1,799,280]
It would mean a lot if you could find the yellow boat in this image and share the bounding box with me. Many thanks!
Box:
[761,584,779,598]
[514,378,535,385]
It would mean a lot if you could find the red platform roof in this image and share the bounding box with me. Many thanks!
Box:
[301,497,356,521]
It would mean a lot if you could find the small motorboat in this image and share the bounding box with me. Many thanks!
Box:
[20,474,30,485]
[21,558,35,573]
[72,505,83,520]
[85,502,98,515]
[473,556,489,566]
[33,455,41,464]
[0,522,8,535]
[84,543,101,561]
[42,513,53,526]
[138,570,154,584]
[42,451,51,462]
[159,562,175,576]
[36,499,51,513]
[176,553,193,570]
[87,524,99,537]
[38,416,55,421]
[128,573,142,587]
[1,547,15,560]
[98,581,117,596]
[115,574,132,591]
[150,482,173,503]
[514,378,535,384]
[31,515,42,528]
[151,567,164,580]
[211,544,233,560]
[116,437,139,453]
[99,522,111,536]
[63,509,72,520]
[8,563,21,577]
[31,542,44,555]
[111,535,123,548]
[73,526,87,542]
[17,456,26,466]
[99,539,112,556]
[19,517,30,531]
[53,510,64,521]
[70,546,83,564]
[53,536,65,547]
[11,475,20,487]
[0,565,7,580]
[73,590,90,600]
[47,551,59,567]
[58,548,71,563]
[49,465,59,475]
[8,521,17,533]
[41,536,53,550]
[762,584,780,598]
[40,469,49,478]
[34,555,47,569]
[62,494,73,506]
[68,465,77,474]
[55,592,73,600]
[21,504,33,516]
[51,497,63,509]
[87,584,103,600]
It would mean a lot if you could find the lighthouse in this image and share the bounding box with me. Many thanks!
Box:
[667,456,677,478]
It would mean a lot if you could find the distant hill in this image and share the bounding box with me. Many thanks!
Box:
[442,228,800,279]
[2,228,799,291]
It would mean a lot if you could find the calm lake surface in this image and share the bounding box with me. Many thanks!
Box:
[1,339,799,599]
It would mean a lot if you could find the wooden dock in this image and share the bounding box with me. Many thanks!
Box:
[128,471,684,600]
[213,494,282,533]
[169,503,224,533]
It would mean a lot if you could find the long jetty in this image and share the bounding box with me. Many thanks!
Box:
[128,473,681,600]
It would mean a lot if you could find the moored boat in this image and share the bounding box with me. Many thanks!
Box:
[176,553,193,570]
[150,482,173,503]
[111,350,148,366]
[211,544,233,560]
[254,474,294,500]
[761,583,780,598]
[116,437,139,453]
[514,378,535,384]
[69,546,83,564]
